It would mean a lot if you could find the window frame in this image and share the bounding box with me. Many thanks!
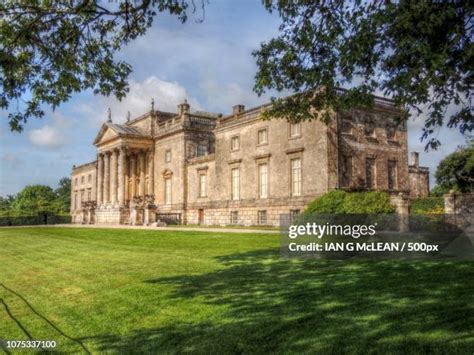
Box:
[289,122,302,139]
[231,135,240,151]
[231,167,240,200]
[257,128,268,145]
[258,162,268,199]
[290,158,302,196]
[230,211,239,225]
[258,210,267,225]
[197,143,208,157]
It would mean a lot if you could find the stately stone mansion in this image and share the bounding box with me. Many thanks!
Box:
[71,94,429,226]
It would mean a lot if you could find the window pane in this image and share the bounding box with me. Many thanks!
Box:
[231,136,239,150]
[259,163,268,198]
[290,123,301,137]
[388,160,397,190]
[291,158,302,196]
[366,158,376,189]
[231,168,240,200]
[258,129,267,144]
[197,144,207,157]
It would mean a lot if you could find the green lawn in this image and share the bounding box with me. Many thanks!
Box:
[0,227,473,354]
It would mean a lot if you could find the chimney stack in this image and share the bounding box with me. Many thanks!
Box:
[177,99,190,115]
[233,104,245,115]
[410,152,419,167]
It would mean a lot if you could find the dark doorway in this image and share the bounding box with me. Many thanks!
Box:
[198,209,204,225]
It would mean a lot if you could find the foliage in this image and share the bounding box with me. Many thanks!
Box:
[0,0,204,131]
[410,197,445,215]
[11,185,59,213]
[254,1,473,149]
[435,140,474,192]
[0,195,15,210]
[55,177,71,213]
[1,177,74,215]
[304,190,396,215]
[430,185,449,197]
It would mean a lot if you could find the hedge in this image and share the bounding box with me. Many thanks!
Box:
[410,197,444,214]
[304,190,396,215]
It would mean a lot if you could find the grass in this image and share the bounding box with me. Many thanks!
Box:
[0,227,473,354]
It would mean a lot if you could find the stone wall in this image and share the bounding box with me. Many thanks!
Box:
[408,152,430,198]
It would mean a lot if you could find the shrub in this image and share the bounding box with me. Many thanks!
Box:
[410,197,444,214]
[304,190,396,215]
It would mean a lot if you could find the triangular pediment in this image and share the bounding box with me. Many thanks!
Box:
[93,123,118,145]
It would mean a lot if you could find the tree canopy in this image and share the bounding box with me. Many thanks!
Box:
[254,1,473,149]
[435,139,474,193]
[12,185,58,213]
[0,0,203,131]
[1,177,72,215]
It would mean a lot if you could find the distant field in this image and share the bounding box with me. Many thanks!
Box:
[0,227,473,353]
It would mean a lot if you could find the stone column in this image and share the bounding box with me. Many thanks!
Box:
[131,154,137,198]
[104,152,110,204]
[118,147,126,206]
[139,151,146,197]
[148,149,154,196]
[110,149,118,205]
[97,154,103,206]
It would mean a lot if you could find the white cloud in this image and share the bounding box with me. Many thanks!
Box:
[75,76,203,126]
[29,125,65,148]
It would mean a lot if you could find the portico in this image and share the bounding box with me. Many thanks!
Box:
[93,121,155,224]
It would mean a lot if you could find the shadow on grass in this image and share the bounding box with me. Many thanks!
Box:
[93,249,474,353]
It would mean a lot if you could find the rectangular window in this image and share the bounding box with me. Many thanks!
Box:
[231,136,240,151]
[257,128,268,145]
[388,160,397,190]
[258,210,267,225]
[81,176,84,184]
[197,143,208,157]
[290,122,302,138]
[230,211,239,224]
[231,167,240,200]
[341,155,352,187]
[165,178,172,205]
[165,150,171,163]
[290,209,300,223]
[88,174,91,182]
[366,158,376,189]
[291,158,302,196]
[87,189,91,201]
[258,163,268,198]
[199,174,207,197]
[74,193,77,210]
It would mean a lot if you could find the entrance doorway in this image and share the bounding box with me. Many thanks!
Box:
[198,209,204,225]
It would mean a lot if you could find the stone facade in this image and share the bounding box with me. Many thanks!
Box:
[71,93,430,226]
[408,152,430,198]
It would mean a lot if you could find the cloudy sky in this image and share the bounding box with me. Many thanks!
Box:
[0,1,468,196]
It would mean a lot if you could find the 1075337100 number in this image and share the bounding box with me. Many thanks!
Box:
[3,340,57,349]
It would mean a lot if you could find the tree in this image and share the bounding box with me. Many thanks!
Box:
[254,1,473,149]
[12,185,58,213]
[435,140,474,193]
[55,177,71,213]
[0,195,15,211]
[1,0,205,131]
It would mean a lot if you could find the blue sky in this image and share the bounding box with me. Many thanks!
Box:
[0,0,468,196]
